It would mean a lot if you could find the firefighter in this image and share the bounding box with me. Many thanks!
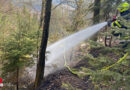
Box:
[117,2,130,20]
[108,16,128,36]
[111,19,127,29]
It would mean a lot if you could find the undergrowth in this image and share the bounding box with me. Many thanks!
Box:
[65,40,130,90]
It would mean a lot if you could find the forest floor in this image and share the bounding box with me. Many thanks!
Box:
[37,42,122,90]
[37,60,93,90]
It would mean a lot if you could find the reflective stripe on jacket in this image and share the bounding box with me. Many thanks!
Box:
[112,21,122,28]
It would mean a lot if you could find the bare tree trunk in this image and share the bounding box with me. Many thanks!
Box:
[37,0,45,60]
[105,36,108,47]
[93,0,100,24]
[16,67,19,90]
[39,0,45,29]
[105,35,112,47]
[34,0,52,89]
[92,0,101,41]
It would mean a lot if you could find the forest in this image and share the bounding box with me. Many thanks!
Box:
[0,0,130,90]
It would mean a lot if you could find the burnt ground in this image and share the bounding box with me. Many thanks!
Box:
[37,59,94,90]
[35,45,123,90]
[36,45,95,90]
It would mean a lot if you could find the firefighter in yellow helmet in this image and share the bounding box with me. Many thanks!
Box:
[108,16,128,36]
[117,2,130,20]
[108,16,128,29]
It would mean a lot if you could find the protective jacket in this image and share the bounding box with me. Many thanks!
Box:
[111,20,127,29]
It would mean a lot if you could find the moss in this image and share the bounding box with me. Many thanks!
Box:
[62,83,81,90]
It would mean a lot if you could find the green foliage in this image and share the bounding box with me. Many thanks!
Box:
[66,0,91,32]
[101,0,122,20]
[62,83,81,90]
[89,40,104,48]
[1,8,38,84]
[66,38,130,89]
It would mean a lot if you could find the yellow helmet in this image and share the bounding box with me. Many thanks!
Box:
[118,2,129,12]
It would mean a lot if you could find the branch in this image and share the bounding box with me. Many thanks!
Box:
[52,1,65,10]
[52,0,76,10]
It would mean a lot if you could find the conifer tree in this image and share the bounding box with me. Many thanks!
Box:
[2,9,37,90]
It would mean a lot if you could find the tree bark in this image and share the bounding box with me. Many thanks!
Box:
[39,0,45,29]
[37,0,45,60]
[92,0,100,41]
[34,0,52,89]
[105,36,112,47]
[16,67,19,90]
[93,0,100,24]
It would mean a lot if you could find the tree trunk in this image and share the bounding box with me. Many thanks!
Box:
[92,0,101,41]
[34,0,52,89]
[39,0,45,29]
[16,67,19,90]
[105,35,112,47]
[37,0,45,60]
[93,0,100,24]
